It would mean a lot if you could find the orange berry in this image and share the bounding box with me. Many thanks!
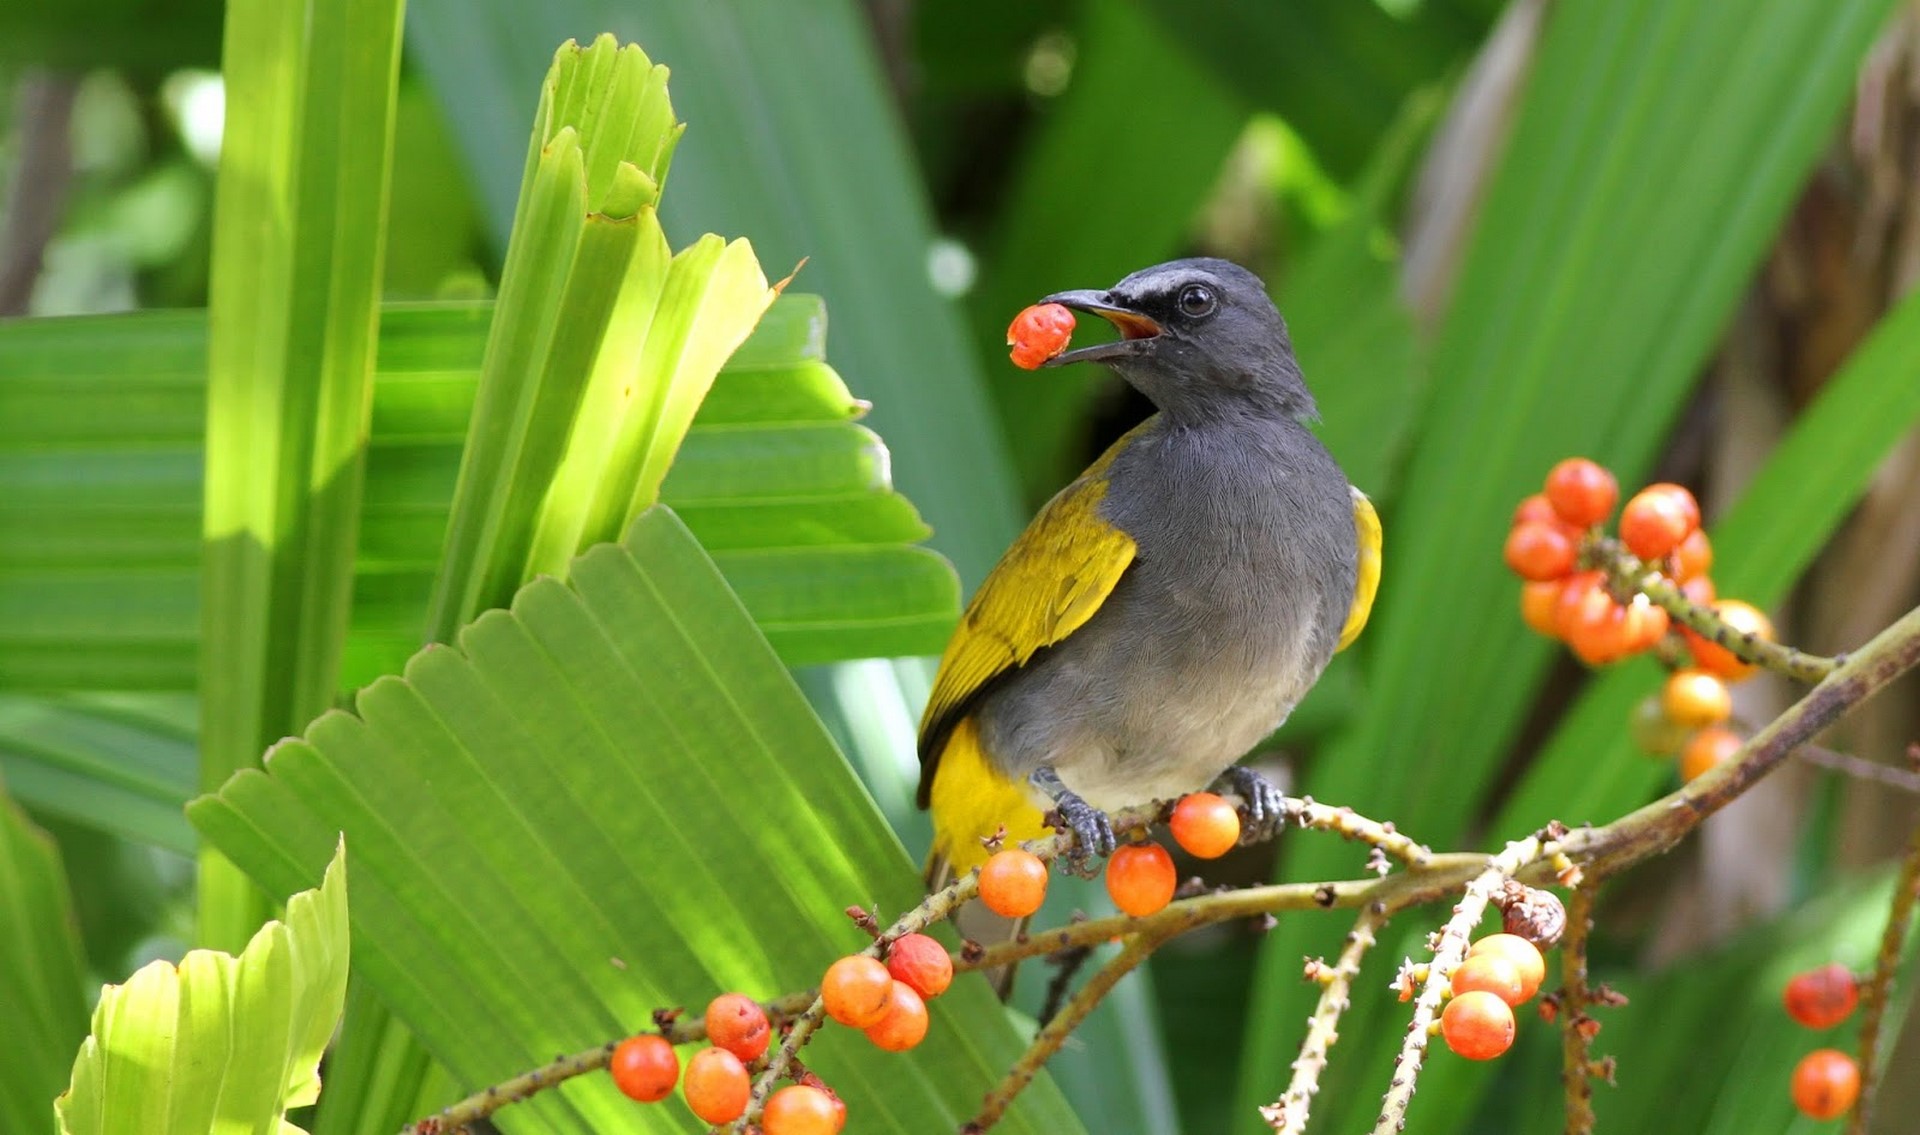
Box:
[1466,934,1546,1002]
[1440,990,1516,1060]
[1512,493,1559,528]
[1622,594,1670,653]
[1543,458,1618,527]
[979,848,1048,918]
[1620,485,1697,560]
[764,1085,840,1135]
[1006,303,1075,369]
[1520,580,1563,638]
[1504,521,1579,581]
[609,1034,679,1102]
[683,1047,751,1124]
[886,933,953,1000]
[1674,528,1712,581]
[864,980,930,1052]
[1791,1049,1860,1120]
[1105,843,1177,917]
[1784,964,1859,1030]
[1556,575,1632,665]
[1662,669,1732,728]
[1678,725,1740,782]
[1680,599,1774,682]
[821,955,893,1028]
[704,992,771,1061]
[1680,574,1716,607]
[1450,954,1527,1007]
[1169,792,1241,859]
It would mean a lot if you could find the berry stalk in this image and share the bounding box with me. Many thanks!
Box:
[1847,785,1920,1135]
[1259,903,1390,1133]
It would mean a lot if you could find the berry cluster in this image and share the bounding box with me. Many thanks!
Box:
[1437,933,1547,1061]
[976,791,1245,923]
[605,933,955,1131]
[1507,458,1781,783]
[1781,964,1862,1121]
[1006,303,1076,369]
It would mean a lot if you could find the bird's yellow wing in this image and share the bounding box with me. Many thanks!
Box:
[915,440,1140,807]
[1336,485,1382,652]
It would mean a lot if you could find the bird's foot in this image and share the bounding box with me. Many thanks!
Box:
[1030,766,1115,877]
[1211,766,1288,844]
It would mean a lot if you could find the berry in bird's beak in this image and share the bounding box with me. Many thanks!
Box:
[1035,289,1161,366]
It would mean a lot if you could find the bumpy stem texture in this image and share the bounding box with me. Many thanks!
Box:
[1847,804,1920,1135]
[1262,903,1390,1133]
[1559,886,1599,1135]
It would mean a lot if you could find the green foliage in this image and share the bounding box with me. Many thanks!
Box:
[190,509,1083,1135]
[195,0,404,949]
[56,842,348,1135]
[0,785,89,1135]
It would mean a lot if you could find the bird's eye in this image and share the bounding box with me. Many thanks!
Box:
[1177,284,1216,318]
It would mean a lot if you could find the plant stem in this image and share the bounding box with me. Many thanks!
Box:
[1559,885,1599,1135]
[1262,903,1390,1133]
[1847,798,1920,1135]
[963,929,1171,1134]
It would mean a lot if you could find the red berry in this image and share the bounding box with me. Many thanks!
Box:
[1784,964,1859,1030]
[1662,669,1732,729]
[1679,725,1741,782]
[1169,792,1241,859]
[1006,303,1075,369]
[1680,599,1774,682]
[864,980,930,1052]
[764,1085,840,1135]
[1450,954,1528,1007]
[979,848,1048,918]
[609,1034,679,1102]
[1504,521,1578,581]
[1620,484,1698,560]
[1440,990,1516,1060]
[1791,1049,1860,1120]
[886,933,953,1000]
[1512,493,1559,528]
[821,955,893,1028]
[1543,458,1618,527]
[683,1047,751,1124]
[703,992,770,1061]
[1105,843,1177,917]
[1466,935,1546,1002]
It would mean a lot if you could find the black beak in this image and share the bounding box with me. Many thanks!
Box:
[1037,289,1161,366]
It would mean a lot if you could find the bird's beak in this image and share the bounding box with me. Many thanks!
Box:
[1036,289,1161,366]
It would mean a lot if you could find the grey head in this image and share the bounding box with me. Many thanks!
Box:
[1039,257,1315,424]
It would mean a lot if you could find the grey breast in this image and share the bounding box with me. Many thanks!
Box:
[975,413,1358,809]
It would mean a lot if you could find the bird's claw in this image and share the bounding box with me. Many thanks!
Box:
[1031,767,1115,876]
[1213,766,1288,844]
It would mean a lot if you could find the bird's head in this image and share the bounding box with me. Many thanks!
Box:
[1039,258,1314,423]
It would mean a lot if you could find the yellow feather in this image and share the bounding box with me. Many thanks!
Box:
[926,716,1050,877]
[915,425,1143,804]
[1337,485,1382,652]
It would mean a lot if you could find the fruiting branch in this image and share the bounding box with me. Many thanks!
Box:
[1261,903,1390,1133]
[1590,536,1837,682]
[399,991,817,1135]
[1372,835,1549,1135]
[1847,780,1920,1135]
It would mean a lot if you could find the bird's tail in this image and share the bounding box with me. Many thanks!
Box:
[925,849,1026,1000]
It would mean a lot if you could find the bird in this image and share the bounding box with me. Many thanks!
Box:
[916,258,1382,932]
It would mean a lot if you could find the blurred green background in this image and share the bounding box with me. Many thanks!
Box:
[5,0,1920,1132]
